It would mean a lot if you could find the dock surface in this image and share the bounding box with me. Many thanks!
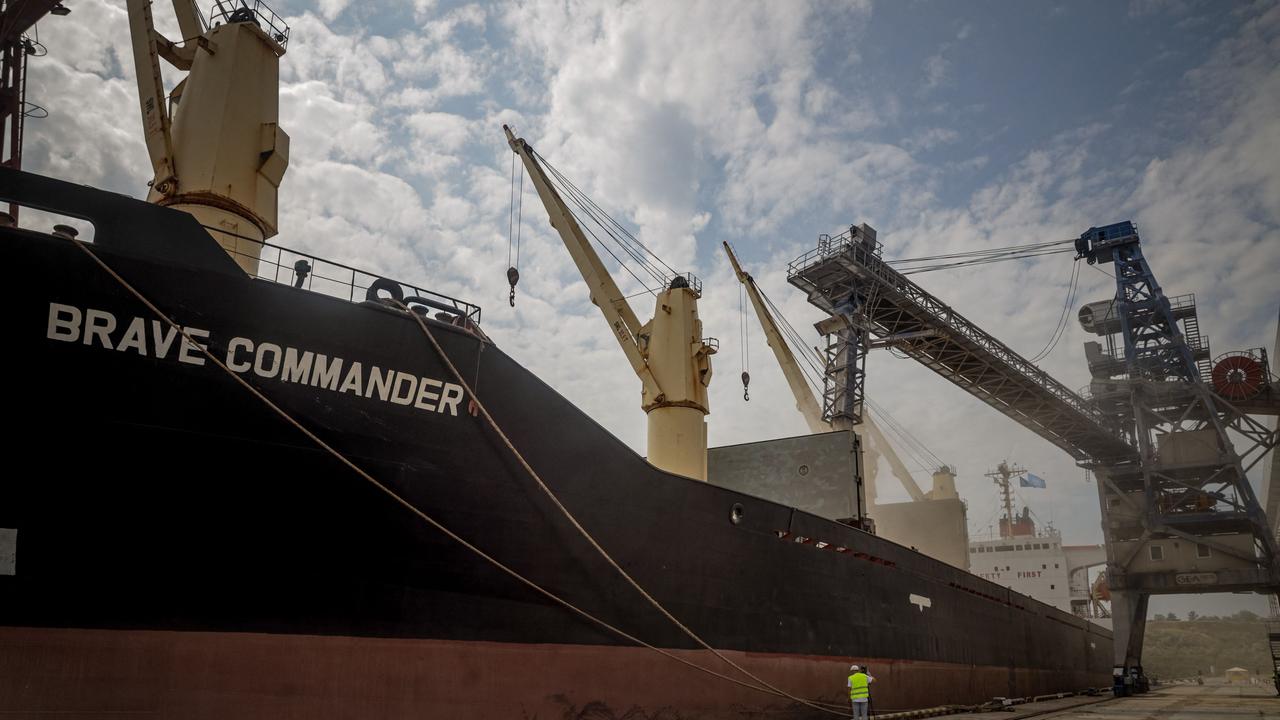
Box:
[1024,684,1278,720]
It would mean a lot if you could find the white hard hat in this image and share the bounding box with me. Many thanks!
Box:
[850,664,860,671]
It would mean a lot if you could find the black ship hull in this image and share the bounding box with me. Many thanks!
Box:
[0,172,1112,718]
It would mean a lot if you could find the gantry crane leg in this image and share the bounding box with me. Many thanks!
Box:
[1109,590,1149,695]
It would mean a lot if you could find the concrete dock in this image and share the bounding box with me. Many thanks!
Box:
[1016,684,1278,720]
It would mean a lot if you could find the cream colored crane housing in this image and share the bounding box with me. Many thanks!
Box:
[506,126,716,481]
[127,0,290,274]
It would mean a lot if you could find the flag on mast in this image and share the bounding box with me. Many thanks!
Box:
[1021,472,1047,489]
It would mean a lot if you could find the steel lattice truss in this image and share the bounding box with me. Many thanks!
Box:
[787,228,1137,464]
[1085,230,1280,583]
[1111,243,1201,382]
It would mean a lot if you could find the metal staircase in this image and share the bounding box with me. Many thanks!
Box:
[1180,310,1213,380]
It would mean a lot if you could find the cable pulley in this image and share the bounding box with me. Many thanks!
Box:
[507,266,519,307]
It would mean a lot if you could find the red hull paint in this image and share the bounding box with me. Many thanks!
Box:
[0,627,1104,719]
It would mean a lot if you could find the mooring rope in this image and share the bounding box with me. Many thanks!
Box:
[64,234,851,716]
[397,298,855,716]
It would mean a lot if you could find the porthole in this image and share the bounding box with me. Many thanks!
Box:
[798,464,810,476]
[730,503,745,525]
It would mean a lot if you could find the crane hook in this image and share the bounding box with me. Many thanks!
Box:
[506,266,520,308]
[741,371,750,402]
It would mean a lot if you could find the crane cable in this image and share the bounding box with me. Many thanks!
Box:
[534,149,680,293]
[506,153,524,307]
[63,234,854,717]
[1028,260,1081,364]
[740,282,750,401]
[887,239,1076,276]
[888,237,1071,265]
[539,162,663,295]
[403,301,855,717]
[539,149,679,280]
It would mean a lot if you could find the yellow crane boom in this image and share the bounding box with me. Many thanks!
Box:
[723,241,827,435]
[507,126,716,480]
[504,127,659,398]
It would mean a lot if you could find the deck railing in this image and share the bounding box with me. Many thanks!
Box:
[206,226,481,325]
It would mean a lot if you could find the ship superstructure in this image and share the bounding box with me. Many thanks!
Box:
[969,463,1109,626]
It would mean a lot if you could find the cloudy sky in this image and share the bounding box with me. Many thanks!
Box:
[27,0,1279,615]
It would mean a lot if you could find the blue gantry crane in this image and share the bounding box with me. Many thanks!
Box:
[1075,221,1279,694]
[789,219,1280,697]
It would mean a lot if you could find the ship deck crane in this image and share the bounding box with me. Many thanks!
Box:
[505,126,717,481]
[127,0,290,274]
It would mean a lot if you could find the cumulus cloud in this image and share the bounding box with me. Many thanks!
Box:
[499,0,886,255]
[317,0,353,22]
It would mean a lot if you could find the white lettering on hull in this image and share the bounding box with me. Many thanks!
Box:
[43,302,466,417]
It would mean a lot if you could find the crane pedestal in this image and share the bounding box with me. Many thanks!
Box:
[641,281,714,481]
[506,126,717,483]
[646,406,708,481]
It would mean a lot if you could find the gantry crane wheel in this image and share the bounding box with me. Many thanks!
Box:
[1211,352,1265,401]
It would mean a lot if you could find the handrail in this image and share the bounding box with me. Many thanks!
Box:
[204,225,482,324]
[208,0,290,48]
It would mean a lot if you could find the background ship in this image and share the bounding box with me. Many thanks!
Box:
[967,462,1110,627]
[1,1,1116,717]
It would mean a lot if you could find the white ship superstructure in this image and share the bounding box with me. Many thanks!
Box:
[968,463,1110,627]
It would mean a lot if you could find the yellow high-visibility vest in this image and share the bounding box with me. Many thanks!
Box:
[848,672,869,699]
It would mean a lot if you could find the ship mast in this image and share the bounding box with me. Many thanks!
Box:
[127,0,290,274]
[985,461,1026,538]
[505,126,716,481]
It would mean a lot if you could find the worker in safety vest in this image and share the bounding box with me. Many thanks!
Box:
[847,664,875,718]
